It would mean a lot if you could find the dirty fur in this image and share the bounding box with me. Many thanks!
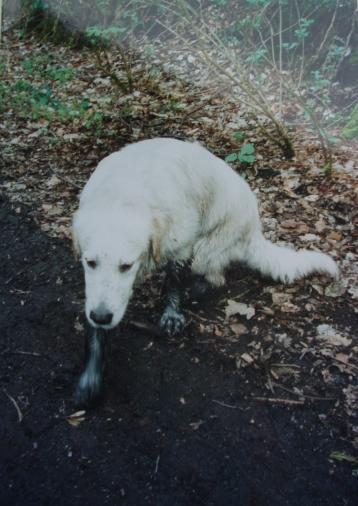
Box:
[72,137,338,331]
[72,138,338,405]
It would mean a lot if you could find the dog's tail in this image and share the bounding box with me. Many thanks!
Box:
[242,231,338,283]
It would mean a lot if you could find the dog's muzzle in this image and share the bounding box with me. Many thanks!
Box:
[89,307,113,326]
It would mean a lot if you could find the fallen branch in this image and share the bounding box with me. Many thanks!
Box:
[127,320,159,336]
[212,399,240,409]
[254,396,304,406]
[273,382,337,402]
[154,455,160,474]
[3,389,23,422]
[1,349,42,357]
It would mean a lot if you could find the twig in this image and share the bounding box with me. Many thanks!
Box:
[332,356,358,373]
[157,7,295,158]
[333,2,358,80]
[154,455,160,474]
[212,399,240,409]
[127,320,159,336]
[273,382,337,401]
[271,363,301,369]
[0,0,3,42]
[3,389,23,422]
[185,310,221,326]
[50,166,83,190]
[5,269,25,285]
[1,349,42,357]
[254,396,304,406]
[309,0,339,71]
[313,349,358,373]
[278,1,283,117]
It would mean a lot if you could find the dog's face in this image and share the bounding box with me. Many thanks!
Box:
[72,207,153,329]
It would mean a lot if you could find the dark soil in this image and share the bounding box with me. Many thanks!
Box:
[0,196,357,506]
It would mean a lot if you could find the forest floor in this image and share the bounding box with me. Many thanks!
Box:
[0,32,357,505]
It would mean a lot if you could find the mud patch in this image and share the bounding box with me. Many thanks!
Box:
[0,197,356,506]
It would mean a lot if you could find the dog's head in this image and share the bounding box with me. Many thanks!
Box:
[72,205,161,329]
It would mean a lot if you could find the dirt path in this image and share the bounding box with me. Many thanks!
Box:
[0,196,357,505]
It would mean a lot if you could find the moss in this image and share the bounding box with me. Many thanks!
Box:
[342,102,358,140]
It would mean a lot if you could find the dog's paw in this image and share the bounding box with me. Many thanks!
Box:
[74,367,103,407]
[159,306,185,336]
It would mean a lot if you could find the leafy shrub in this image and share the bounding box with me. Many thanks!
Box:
[342,103,358,140]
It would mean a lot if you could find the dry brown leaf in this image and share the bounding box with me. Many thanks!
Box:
[241,352,254,364]
[225,300,255,320]
[230,323,249,336]
[280,219,298,229]
[67,410,86,427]
[314,218,327,233]
[327,231,342,241]
[316,324,351,347]
[280,302,300,313]
[271,292,291,305]
[335,353,350,364]
[189,420,204,430]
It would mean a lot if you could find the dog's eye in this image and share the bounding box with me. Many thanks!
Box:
[119,263,133,273]
[86,259,97,269]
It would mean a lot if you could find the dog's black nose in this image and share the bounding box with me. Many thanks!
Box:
[90,309,113,325]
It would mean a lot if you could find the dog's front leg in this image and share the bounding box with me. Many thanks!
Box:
[74,327,106,407]
[159,261,195,336]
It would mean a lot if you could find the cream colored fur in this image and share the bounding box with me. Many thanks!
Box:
[72,138,338,329]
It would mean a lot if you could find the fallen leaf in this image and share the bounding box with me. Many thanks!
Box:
[272,292,291,305]
[189,420,204,430]
[300,233,319,242]
[281,302,300,313]
[230,323,248,336]
[46,175,61,188]
[225,300,255,320]
[314,218,327,233]
[214,326,223,337]
[335,353,350,364]
[67,410,86,427]
[304,195,320,202]
[260,306,275,316]
[316,324,351,347]
[74,321,84,333]
[311,284,324,295]
[63,133,81,141]
[276,333,292,348]
[68,410,86,418]
[327,231,341,241]
[241,352,254,364]
[280,219,298,229]
[325,281,346,298]
[329,451,358,464]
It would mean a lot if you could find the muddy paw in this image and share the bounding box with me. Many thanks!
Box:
[74,368,103,407]
[159,307,186,336]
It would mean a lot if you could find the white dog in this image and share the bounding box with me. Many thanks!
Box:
[72,137,338,405]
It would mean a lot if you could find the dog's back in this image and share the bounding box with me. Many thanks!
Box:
[76,137,337,285]
[78,138,258,263]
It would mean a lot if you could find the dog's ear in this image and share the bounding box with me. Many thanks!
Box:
[148,216,167,265]
[72,229,81,260]
[149,236,161,264]
[71,225,81,261]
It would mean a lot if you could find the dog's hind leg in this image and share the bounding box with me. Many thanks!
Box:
[74,327,106,407]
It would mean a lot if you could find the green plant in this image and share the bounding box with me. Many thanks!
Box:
[22,56,76,82]
[233,131,246,142]
[342,103,358,140]
[225,143,256,164]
